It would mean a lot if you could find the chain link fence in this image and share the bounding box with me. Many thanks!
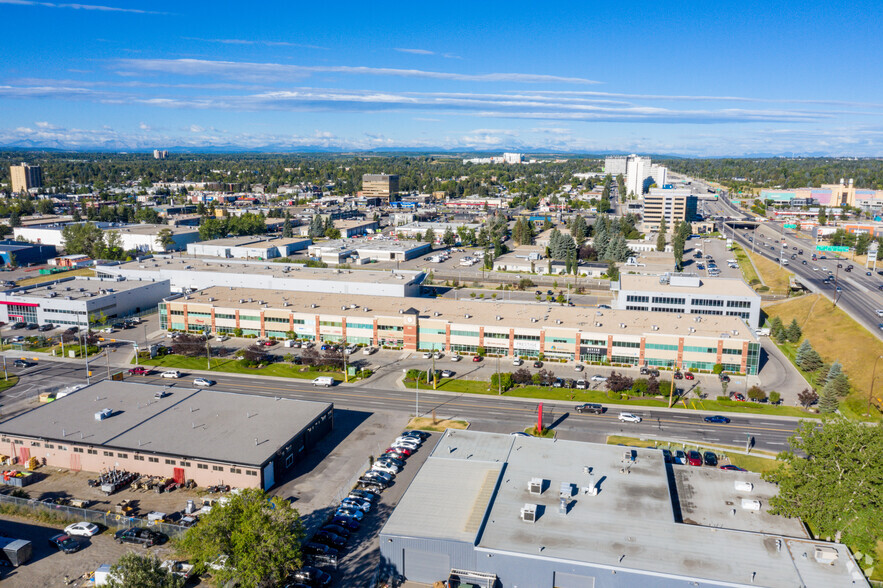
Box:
[0,492,188,539]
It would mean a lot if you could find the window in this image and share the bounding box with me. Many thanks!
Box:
[285,454,295,467]
[692,299,724,307]
[377,324,404,332]
[514,334,540,341]
[319,320,341,327]
[645,343,678,351]
[117,453,128,459]
[626,295,649,303]
[197,463,208,470]
[651,306,683,313]
[215,313,235,320]
[690,308,723,316]
[148,457,159,463]
[230,467,242,474]
[683,345,716,354]
[348,322,373,330]
[239,315,259,322]
[625,305,648,311]
[265,316,289,323]
[188,311,210,318]
[722,348,742,355]
[74,447,84,453]
[612,340,640,348]
[87,449,98,455]
[165,459,175,465]
[582,339,606,346]
[180,461,191,467]
[485,332,509,339]
[550,337,575,344]
[170,309,184,316]
[727,300,751,308]
[246,470,258,476]
[451,330,479,338]
[134,455,144,461]
[651,297,686,305]
[726,311,750,319]
[212,465,223,471]
[102,451,112,456]
[30,441,41,447]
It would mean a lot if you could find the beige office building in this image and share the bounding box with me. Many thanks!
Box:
[362,174,399,202]
[10,163,43,193]
[642,188,697,232]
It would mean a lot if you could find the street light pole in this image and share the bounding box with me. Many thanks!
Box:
[868,356,883,418]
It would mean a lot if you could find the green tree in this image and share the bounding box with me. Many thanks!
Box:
[604,233,631,262]
[769,316,784,340]
[155,228,176,251]
[423,227,435,243]
[818,379,840,413]
[105,552,184,588]
[178,488,305,587]
[818,207,827,226]
[308,215,324,239]
[764,417,883,554]
[104,230,124,260]
[606,261,619,281]
[325,227,341,239]
[570,215,587,244]
[199,217,226,241]
[443,227,456,246]
[8,211,20,228]
[61,222,105,257]
[795,339,812,366]
[282,211,292,238]
[656,217,667,252]
[799,346,824,372]
[769,391,781,404]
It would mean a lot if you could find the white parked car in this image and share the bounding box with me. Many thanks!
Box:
[590,374,607,383]
[362,346,376,355]
[372,462,401,475]
[64,522,100,537]
[422,352,432,359]
[618,412,642,423]
[450,354,461,362]
[512,358,523,366]
[392,440,419,450]
[160,370,181,379]
[394,436,422,446]
[433,352,443,359]
[216,334,229,342]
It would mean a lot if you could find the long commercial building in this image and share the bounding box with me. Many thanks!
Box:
[97,258,425,297]
[14,222,201,252]
[613,274,762,328]
[0,277,170,328]
[161,288,760,374]
[0,382,332,491]
[379,430,866,588]
[186,236,311,259]
[761,179,883,208]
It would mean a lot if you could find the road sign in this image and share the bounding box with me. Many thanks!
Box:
[816,245,849,252]
[783,223,797,229]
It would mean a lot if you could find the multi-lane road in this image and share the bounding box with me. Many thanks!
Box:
[704,196,883,339]
[1,358,802,454]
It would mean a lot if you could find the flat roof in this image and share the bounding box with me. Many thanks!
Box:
[102,258,423,286]
[618,274,758,298]
[309,239,428,253]
[178,286,756,340]
[0,381,331,467]
[382,430,864,587]
[8,277,161,301]
[110,224,199,236]
[192,236,310,249]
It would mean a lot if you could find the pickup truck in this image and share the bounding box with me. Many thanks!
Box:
[128,366,151,376]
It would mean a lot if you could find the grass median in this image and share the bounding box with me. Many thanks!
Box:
[403,378,820,418]
[606,435,782,474]
[136,354,345,381]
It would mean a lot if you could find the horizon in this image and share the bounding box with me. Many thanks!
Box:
[2,0,883,156]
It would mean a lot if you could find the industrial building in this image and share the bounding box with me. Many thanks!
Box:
[361,174,399,202]
[394,221,483,240]
[0,381,332,491]
[161,288,760,374]
[641,188,698,232]
[761,179,883,208]
[0,240,56,267]
[186,236,311,259]
[307,239,431,264]
[0,277,170,328]
[297,219,380,238]
[379,430,867,588]
[10,163,43,194]
[13,222,201,252]
[613,273,762,328]
[97,258,425,297]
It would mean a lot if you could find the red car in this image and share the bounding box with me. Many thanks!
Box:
[472,355,482,362]
[687,450,703,466]
[128,366,151,376]
[262,340,277,347]
[732,393,746,402]
[720,465,747,472]
[684,372,695,380]
[386,447,412,457]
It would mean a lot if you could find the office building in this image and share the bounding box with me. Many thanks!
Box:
[10,163,43,194]
[161,288,760,374]
[641,188,697,232]
[605,155,666,196]
[153,149,168,160]
[0,277,170,328]
[361,174,399,202]
[378,429,866,588]
[0,381,332,491]
[613,273,761,328]
[97,258,425,298]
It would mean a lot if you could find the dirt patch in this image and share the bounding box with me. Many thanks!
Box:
[406,417,469,432]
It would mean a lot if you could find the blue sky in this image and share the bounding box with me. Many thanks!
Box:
[2,0,883,155]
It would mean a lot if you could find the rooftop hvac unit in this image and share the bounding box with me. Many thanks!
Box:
[620,323,626,328]
[311,303,316,308]
[496,316,502,321]
[694,316,701,322]
[732,329,738,335]
[283,302,289,307]
[559,481,574,498]
[238,299,245,304]
[465,314,471,319]
[520,503,538,523]
[652,325,659,331]
[531,318,537,323]
[248,298,253,303]
[741,499,761,511]
[94,408,112,421]
[595,322,601,327]
[399,309,404,314]
[208,297,214,302]
[528,477,544,495]
[434,312,440,317]
[735,481,754,492]
[350,304,357,309]
[689,327,695,333]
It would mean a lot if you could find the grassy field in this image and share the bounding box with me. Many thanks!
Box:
[732,245,762,286]
[0,375,19,394]
[406,417,469,432]
[745,249,793,294]
[17,268,95,287]
[763,294,883,421]
[606,435,782,474]
[403,379,821,417]
[138,354,346,381]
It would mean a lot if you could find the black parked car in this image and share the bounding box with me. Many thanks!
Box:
[302,542,339,559]
[13,360,30,368]
[703,451,719,466]
[114,527,166,547]
[330,515,360,531]
[661,449,673,464]
[401,430,430,441]
[348,489,379,503]
[48,533,81,553]
[319,524,351,539]
[290,565,332,587]
[312,530,346,549]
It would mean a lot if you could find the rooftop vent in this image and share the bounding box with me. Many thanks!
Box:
[497,316,502,321]
[434,312,440,317]
[531,318,537,323]
[520,503,538,523]
[556,319,562,325]
[208,297,215,302]
[283,302,289,307]
[689,327,695,333]
[399,309,404,314]
[620,323,626,329]
[651,325,659,331]
[350,304,357,309]
[238,299,245,304]
[528,477,545,495]
[311,303,316,308]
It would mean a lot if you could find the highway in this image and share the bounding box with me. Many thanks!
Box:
[1,358,803,454]
[702,196,883,339]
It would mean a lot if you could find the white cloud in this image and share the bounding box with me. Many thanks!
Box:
[395,48,435,55]
[139,122,150,130]
[115,58,602,84]
[183,37,328,50]
[189,125,204,133]
[0,0,163,14]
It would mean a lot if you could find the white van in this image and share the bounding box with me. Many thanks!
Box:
[312,376,334,388]
[283,339,297,348]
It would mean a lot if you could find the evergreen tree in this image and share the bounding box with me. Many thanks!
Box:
[604,233,631,262]
[569,250,578,275]
[443,227,456,246]
[818,380,840,413]
[824,361,842,384]
[818,207,827,226]
[801,348,824,372]
[323,215,334,236]
[424,227,435,243]
[606,261,619,281]
[593,216,610,256]
[656,216,667,251]
[308,214,324,238]
[570,215,587,244]
[282,211,292,238]
[775,327,788,345]
[795,339,812,365]
[770,316,784,340]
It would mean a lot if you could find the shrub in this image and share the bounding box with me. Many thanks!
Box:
[631,378,649,396]
[712,363,724,374]
[747,386,767,402]
[769,391,781,404]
